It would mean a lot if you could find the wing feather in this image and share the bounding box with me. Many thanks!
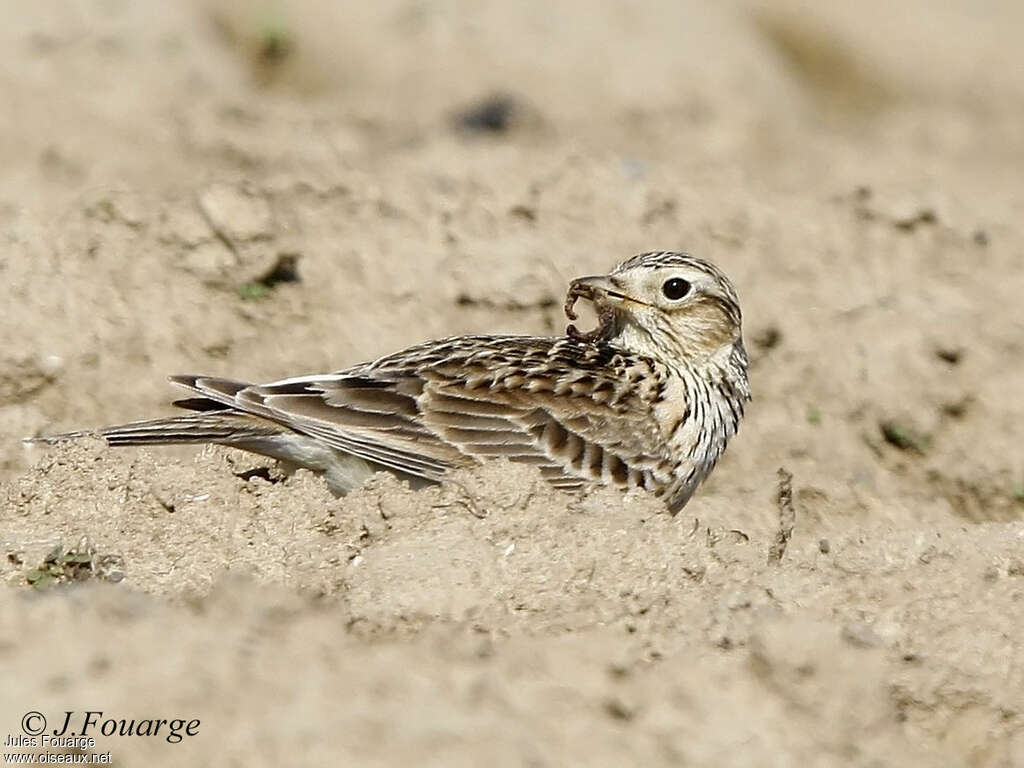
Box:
[167,336,677,490]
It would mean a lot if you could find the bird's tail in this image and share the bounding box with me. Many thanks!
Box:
[25,412,283,447]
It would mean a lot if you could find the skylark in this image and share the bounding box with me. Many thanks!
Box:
[31,251,749,512]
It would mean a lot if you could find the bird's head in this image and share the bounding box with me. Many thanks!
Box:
[565,251,745,369]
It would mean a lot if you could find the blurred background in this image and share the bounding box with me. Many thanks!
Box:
[2,0,1023,765]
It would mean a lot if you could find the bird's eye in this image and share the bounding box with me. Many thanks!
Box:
[661,278,691,300]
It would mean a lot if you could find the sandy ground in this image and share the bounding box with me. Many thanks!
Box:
[2,0,1023,765]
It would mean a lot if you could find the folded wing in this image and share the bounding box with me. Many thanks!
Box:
[170,335,675,492]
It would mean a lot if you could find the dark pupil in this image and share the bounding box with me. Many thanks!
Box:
[662,278,690,300]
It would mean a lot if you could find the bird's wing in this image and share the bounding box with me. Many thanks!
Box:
[405,336,674,490]
[172,336,675,489]
[170,372,464,480]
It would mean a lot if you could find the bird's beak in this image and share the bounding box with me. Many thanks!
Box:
[564,274,649,343]
[567,275,646,309]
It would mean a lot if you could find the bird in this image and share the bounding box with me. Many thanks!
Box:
[29,251,750,513]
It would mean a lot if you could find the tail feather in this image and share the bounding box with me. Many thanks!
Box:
[27,412,284,447]
[24,429,101,445]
